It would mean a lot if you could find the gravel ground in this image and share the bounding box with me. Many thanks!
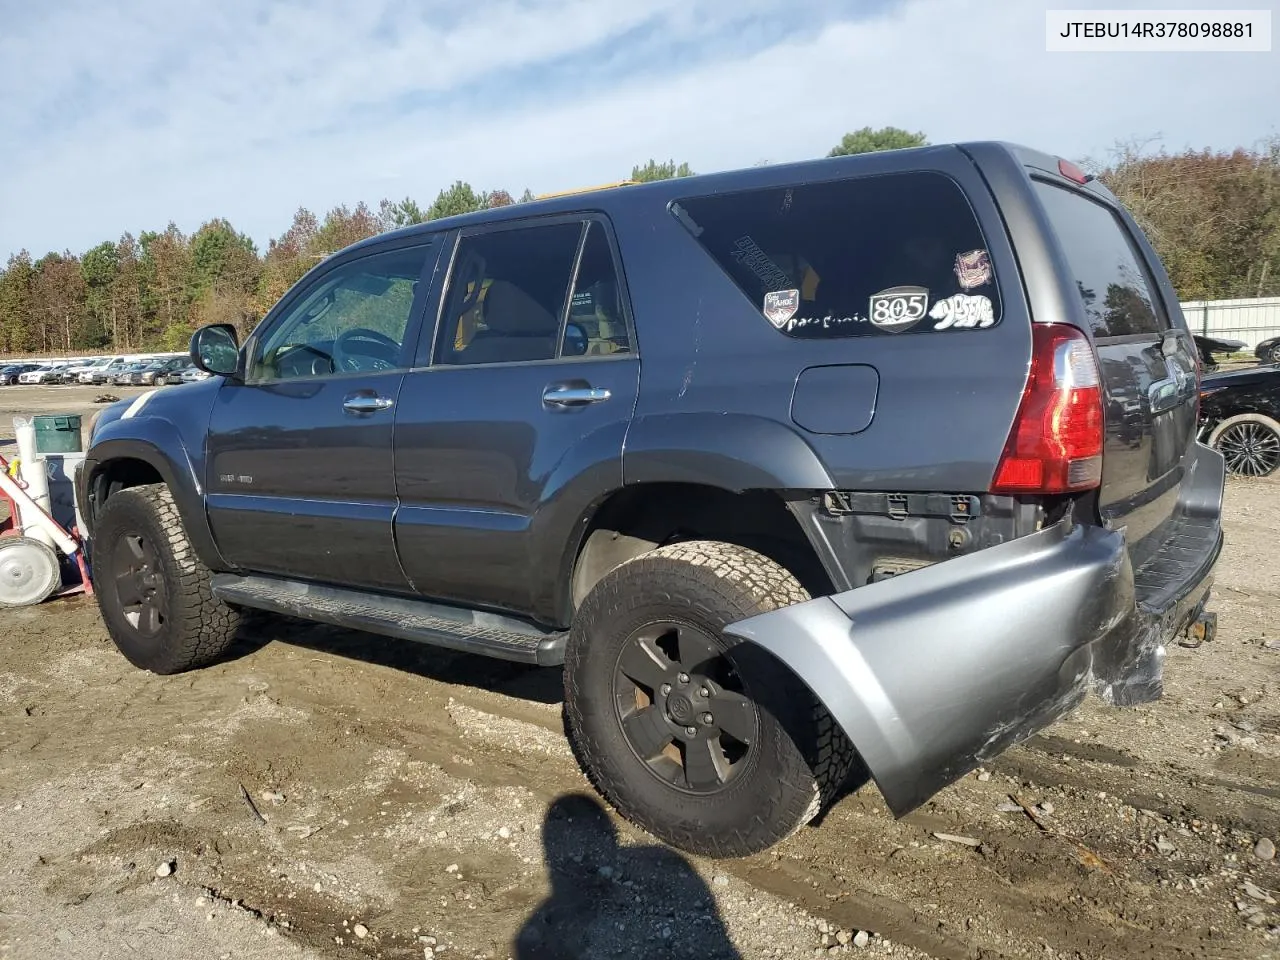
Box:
[0,384,1277,960]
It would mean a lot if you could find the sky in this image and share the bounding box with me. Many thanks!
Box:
[1,0,1276,261]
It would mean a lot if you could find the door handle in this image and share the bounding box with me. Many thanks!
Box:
[343,395,395,414]
[542,385,612,407]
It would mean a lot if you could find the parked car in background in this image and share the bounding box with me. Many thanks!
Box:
[113,361,156,386]
[89,358,132,385]
[1199,365,1280,476]
[179,365,213,383]
[0,363,42,385]
[18,363,68,384]
[60,358,105,383]
[79,357,120,383]
[1193,335,1247,373]
[138,357,188,385]
[159,363,199,385]
[1254,336,1280,366]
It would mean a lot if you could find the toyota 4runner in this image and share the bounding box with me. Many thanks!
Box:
[76,143,1224,859]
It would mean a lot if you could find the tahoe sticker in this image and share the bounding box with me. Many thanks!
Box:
[762,289,800,328]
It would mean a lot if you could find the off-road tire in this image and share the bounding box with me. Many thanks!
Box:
[563,540,857,858]
[95,484,241,674]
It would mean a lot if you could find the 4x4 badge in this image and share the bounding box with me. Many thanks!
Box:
[762,289,800,329]
[868,286,929,332]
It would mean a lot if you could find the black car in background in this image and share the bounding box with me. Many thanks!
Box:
[1200,365,1280,476]
[137,358,188,385]
[0,363,42,385]
[1193,334,1247,372]
[113,361,154,386]
[1254,336,1280,366]
[159,363,199,385]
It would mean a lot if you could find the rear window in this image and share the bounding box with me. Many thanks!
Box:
[672,171,1002,339]
[1033,181,1166,338]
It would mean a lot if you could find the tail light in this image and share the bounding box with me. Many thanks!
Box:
[992,324,1104,494]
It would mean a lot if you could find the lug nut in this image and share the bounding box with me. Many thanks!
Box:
[701,713,714,725]
[660,683,671,695]
[685,726,697,736]
[677,673,690,684]
[698,687,710,697]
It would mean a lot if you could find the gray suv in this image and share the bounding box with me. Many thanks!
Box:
[74,143,1223,858]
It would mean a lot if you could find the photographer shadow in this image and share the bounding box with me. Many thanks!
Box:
[515,793,742,960]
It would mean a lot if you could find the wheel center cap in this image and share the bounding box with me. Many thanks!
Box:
[666,693,695,725]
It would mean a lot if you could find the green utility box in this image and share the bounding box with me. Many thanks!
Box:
[32,415,84,454]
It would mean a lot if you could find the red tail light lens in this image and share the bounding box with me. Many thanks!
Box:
[992,324,1104,494]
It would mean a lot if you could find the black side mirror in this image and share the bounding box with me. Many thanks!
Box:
[562,321,589,357]
[191,324,241,378]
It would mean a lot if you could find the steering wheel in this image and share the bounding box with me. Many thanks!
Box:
[331,328,400,373]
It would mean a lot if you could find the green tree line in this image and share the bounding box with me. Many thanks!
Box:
[3,127,1275,356]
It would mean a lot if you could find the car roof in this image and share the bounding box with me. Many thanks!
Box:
[344,141,1037,257]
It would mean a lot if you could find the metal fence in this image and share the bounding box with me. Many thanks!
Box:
[1179,297,1280,349]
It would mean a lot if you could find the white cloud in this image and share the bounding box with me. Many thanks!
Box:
[1,0,1275,259]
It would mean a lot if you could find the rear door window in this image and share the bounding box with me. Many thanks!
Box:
[672,171,1001,338]
[1032,181,1166,338]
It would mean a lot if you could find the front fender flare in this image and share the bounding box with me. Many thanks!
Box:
[81,422,228,571]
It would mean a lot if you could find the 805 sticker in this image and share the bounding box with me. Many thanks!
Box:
[868,286,929,332]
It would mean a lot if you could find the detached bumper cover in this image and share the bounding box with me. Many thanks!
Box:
[723,514,1219,817]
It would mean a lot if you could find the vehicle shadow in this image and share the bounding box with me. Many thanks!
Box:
[514,792,742,959]
[219,611,564,705]
[220,612,875,810]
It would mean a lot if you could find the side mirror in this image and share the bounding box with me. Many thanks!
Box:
[190,324,241,377]
[562,321,589,357]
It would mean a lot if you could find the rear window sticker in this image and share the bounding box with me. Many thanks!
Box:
[954,249,992,290]
[783,313,868,333]
[868,286,930,332]
[762,289,800,328]
[730,236,794,292]
[930,293,995,329]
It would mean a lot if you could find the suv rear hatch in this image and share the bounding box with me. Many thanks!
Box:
[1017,153,1219,605]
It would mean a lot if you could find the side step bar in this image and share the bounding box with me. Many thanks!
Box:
[211,574,566,666]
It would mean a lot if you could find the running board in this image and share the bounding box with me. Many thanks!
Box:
[210,574,566,666]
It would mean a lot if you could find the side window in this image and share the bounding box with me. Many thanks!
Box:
[561,222,631,357]
[250,245,432,381]
[672,172,1002,338]
[1032,181,1165,338]
[436,223,583,366]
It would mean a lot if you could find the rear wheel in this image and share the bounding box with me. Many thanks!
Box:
[563,540,855,858]
[95,484,241,674]
[1209,413,1280,477]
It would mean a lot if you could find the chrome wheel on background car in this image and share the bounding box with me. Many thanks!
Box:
[1209,413,1280,477]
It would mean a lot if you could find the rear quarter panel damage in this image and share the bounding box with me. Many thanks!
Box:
[722,519,1140,816]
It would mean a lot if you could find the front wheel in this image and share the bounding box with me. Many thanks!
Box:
[1209,413,1280,477]
[94,484,241,674]
[563,540,856,858]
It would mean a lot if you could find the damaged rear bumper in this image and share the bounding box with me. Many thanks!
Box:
[723,513,1220,817]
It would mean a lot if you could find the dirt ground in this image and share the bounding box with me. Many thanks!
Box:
[0,385,1278,960]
